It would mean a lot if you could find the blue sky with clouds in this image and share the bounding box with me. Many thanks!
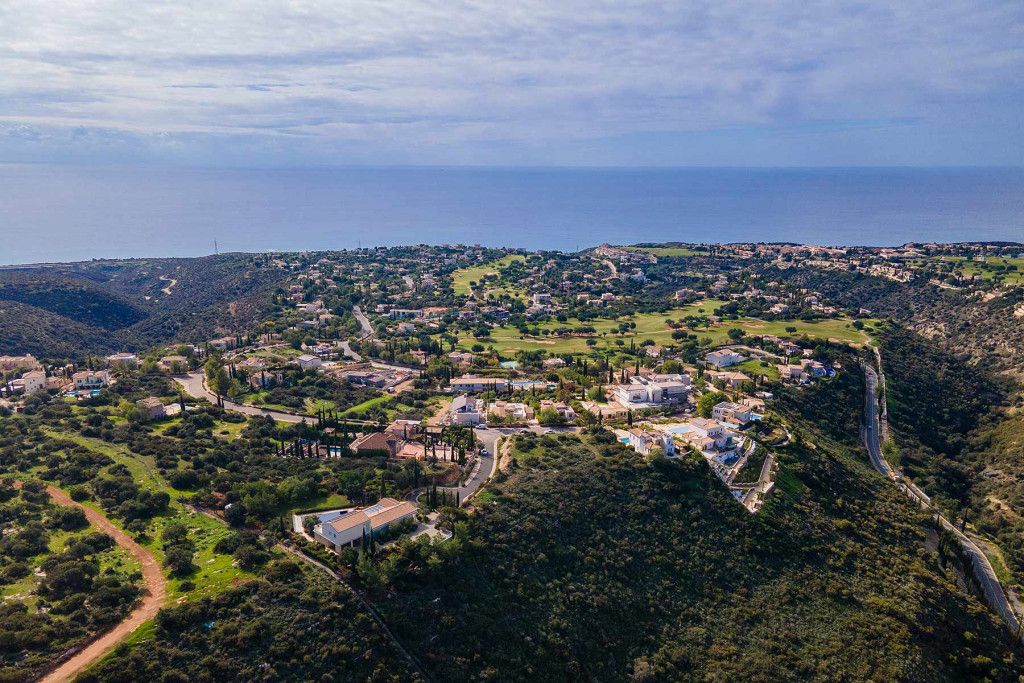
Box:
[1,1,1021,167]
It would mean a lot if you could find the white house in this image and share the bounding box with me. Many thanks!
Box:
[21,370,47,394]
[626,429,676,457]
[712,401,752,425]
[297,354,322,370]
[705,350,745,368]
[451,394,485,425]
[313,498,417,549]
[72,370,109,390]
[487,400,533,423]
[612,373,691,407]
[678,418,732,454]
[105,352,139,368]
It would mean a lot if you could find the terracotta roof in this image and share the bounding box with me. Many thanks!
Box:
[368,501,416,530]
[329,511,370,533]
[350,431,395,452]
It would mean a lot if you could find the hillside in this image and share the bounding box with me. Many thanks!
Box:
[880,324,1024,588]
[0,254,288,360]
[77,559,418,683]
[369,369,1017,681]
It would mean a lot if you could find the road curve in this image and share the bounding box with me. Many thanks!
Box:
[174,372,308,423]
[862,365,1023,638]
[41,485,167,683]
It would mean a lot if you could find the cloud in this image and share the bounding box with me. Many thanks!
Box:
[0,0,1021,165]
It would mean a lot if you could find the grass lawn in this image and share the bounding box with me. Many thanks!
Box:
[339,394,393,417]
[457,300,874,355]
[451,255,526,297]
[737,358,781,380]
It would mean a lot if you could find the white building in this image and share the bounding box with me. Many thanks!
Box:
[451,394,485,425]
[72,370,109,390]
[625,429,676,457]
[105,352,139,368]
[313,498,417,549]
[712,401,752,425]
[297,354,322,370]
[21,370,48,394]
[612,373,691,407]
[705,350,745,368]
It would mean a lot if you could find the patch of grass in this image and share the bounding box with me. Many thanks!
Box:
[457,300,872,355]
[339,394,393,417]
[737,359,780,380]
[451,255,526,297]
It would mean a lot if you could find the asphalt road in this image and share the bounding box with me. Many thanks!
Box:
[175,371,308,423]
[352,305,374,339]
[862,364,1022,638]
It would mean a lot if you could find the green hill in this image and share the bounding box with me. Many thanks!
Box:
[371,368,1017,681]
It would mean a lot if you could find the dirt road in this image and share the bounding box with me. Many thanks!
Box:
[40,485,167,683]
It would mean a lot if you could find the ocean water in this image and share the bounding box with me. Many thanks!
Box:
[1,165,1021,265]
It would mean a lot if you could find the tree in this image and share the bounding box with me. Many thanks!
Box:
[697,391,725,417]
[204,357,230,407]
[727,328,746,341]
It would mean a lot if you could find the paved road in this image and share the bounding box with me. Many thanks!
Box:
[862,365,1022,638]
[353,305,374,339]
[339,340,362,362]
[41,485,167,683]
[175,372,308,423]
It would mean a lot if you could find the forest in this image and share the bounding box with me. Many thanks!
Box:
[77,559,417,683]
[359,368,1017,681]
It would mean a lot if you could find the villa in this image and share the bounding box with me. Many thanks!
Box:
[451,394,485,425]
[72,370,109,390]
[105,352,139,368]
[612,373,691,407]
[705,350,745,368]
[705,369,751,389]
[450,376,510,393]
[312,498,417,550]
[488,400,534,423]
[712,401,752,425]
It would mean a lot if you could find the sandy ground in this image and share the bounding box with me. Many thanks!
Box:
[40,485,167,683]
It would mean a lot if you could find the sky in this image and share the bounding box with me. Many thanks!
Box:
[1,1,1022,168]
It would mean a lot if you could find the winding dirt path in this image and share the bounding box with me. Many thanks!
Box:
[40,485,167,683]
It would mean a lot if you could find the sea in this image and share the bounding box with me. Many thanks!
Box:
[1,164,1022,265]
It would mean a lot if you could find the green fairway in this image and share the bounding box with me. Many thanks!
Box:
[451,254,526,296]
[457,300,874,355]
